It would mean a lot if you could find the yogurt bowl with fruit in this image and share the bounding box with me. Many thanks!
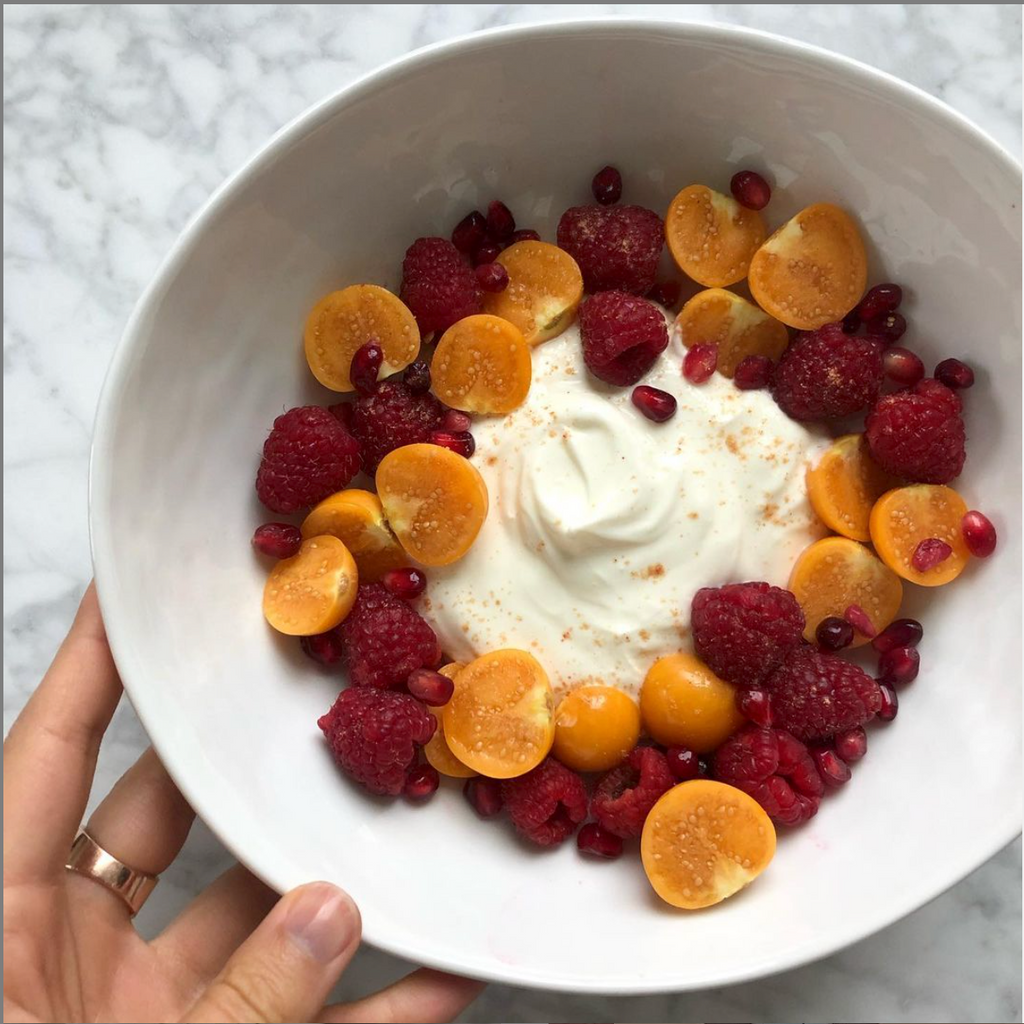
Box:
[91,20,1021,992]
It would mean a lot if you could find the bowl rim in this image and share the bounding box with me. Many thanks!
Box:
[90,17,1023,994]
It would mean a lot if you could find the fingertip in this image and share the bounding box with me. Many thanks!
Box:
[283,882,361,964]
[71,582,106,637]
[418,967,486,1002]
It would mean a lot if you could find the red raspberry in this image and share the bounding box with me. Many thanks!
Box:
[344,381,446,473]
[557,204,664,294]
[771,323,884,421]
[691,582,805,687]
[255,406,361,514]
[713,725,823,826]
[591,746,674,838]
[399,237,481,335]
[766,646,882,741]
[865,378,966,484]
[318,687,436,796]
[340,583,441,689]
[501,757,588,847]
[578,291,669,386]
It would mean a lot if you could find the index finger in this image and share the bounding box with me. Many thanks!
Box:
[3,583,122,883]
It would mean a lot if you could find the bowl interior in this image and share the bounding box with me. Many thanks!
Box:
[92,22,1022,992]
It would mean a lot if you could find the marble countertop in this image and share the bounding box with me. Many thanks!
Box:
[4,5,1021,1022]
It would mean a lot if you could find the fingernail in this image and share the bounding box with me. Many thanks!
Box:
[284,883,358,963]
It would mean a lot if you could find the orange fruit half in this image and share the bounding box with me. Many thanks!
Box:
[641,779,776,909]
[424,663,478,779]
[376,444,488,567]
[806,434,902,542]
[431,314,532,414]
[749,203,867,330]
[483,241,584,344]
[789,536,902,644]
[304,284,420,391]
[674,288,789,377]
[442,649,555,779]
[301,489,407,582]
[262,535,358,635]
[870,484,970,586]
[665,185,766,287]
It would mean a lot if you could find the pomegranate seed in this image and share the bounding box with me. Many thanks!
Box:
[473,241,502,266]
[857,283,903,321]
[733,354,774,391]
[451,210,487,254]
[442,409,472,432]
[683,343,718,384]
[841,308,862,333]
[576,822,623,858]
[382,566,427,599]
[404,763,440,799]
[729,169,771,211]
[844,604,877,639]
[935,357,975,390]
[736,688,773,727]
[485,200,515,240]
[510,228,541,244]
[647,279,682,308]
[878,646,920,685]
[912,537,952,572]
[350,339,384,396]
[866,311,906,345]
[475,262,509,293]
[300,629,344,666]
[883,347,925,386]
[816,616,854,651]
[666,746,701,781]
[872,618,924,652]
[631,385,677,422]
[876,682,899,721]
[811,746,851,787]
[407,668,454,706]
[464,776,503,817]
[252,522,302,559]
[430,430,475,458]
[403,359,431,394]
[834,726,867,763]
[962,510,997,557]
[591,165,623,206]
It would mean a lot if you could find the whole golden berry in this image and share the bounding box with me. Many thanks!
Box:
[640,653,745,753]
[552,685,641,772]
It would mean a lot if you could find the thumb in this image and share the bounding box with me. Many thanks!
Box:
[181,881,361,1024]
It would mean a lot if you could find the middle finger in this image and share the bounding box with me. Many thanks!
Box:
[154,863,278,984]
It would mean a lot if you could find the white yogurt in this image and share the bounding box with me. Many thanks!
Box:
[423,316,828,699]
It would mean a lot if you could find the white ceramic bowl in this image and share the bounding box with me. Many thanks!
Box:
[91,21,1022,993]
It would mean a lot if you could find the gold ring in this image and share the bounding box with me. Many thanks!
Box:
[65,830,157,916]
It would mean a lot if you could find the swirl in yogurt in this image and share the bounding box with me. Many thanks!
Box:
[423,314,827,698]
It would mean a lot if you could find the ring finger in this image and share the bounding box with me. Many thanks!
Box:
[69,746,195,918]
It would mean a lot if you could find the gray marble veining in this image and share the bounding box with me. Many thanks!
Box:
[4,5,1021,1022]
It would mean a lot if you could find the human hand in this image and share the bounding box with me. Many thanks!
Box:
[3,584,483,1023]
